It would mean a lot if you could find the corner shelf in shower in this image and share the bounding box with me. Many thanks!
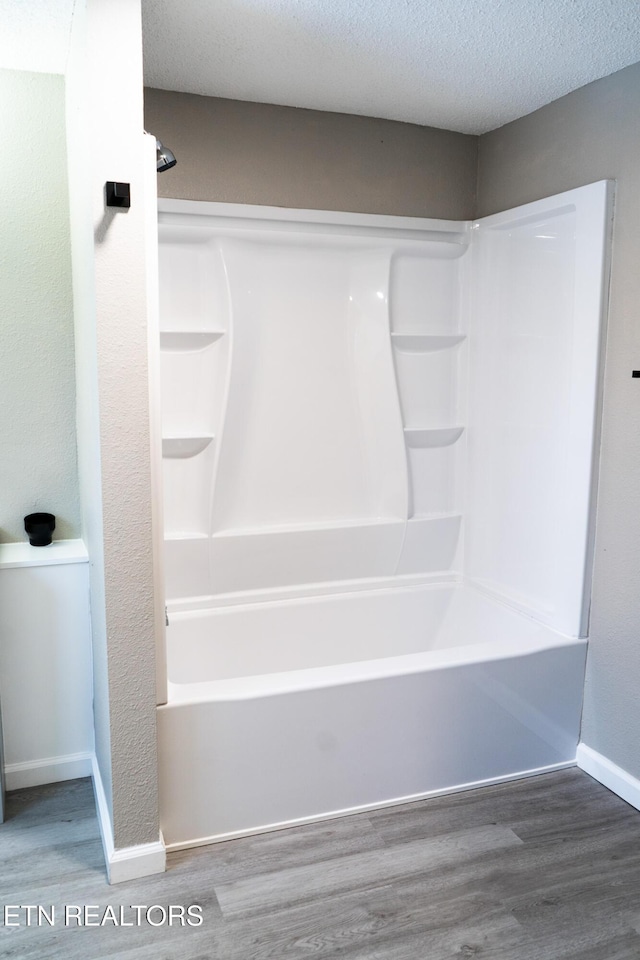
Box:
[164,531,208,541]
[162,436,215,458]
[403,426,464,448]
[160,331,225,351]
[408,511,462,522]
[391,333,466,353]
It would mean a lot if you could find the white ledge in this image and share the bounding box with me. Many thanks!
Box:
[160,331,224,351]
[404,426,464,448]
[158,199,471,250]
[391,333,466,352]
[162,435,214,458]
[0,539,88,569]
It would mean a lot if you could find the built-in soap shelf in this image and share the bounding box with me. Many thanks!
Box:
[408,511,462,521]
[391,333,465,353]
[162,436,215,458]
[403,426,464,448]
[160,331,225,351]
[164,531,208,541]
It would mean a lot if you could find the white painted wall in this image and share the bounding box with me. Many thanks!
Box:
[66,0,161,858]
[0,68,80,543]
[65,0,113,820]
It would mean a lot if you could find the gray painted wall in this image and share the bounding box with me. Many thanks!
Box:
[0,69,79,543]
[144,89,477,219]
[477,61,640,780]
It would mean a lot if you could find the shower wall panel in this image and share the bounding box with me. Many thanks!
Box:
[158,203,469,602]
[465,181,612,637]
[210,242,404,532]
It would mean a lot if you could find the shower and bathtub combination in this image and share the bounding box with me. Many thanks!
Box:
[154,181,612,850]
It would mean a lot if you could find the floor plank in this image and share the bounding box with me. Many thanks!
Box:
[214,823,522,918]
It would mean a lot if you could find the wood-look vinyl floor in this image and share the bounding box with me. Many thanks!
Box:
[1,769,640,959]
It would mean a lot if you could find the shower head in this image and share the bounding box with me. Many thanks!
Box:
[156,138,177,173]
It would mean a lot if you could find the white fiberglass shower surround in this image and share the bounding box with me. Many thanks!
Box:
[155,181,612,851]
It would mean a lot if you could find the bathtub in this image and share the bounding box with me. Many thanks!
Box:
[157,583,586,850]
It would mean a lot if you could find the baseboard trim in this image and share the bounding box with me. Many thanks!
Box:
[91,755,166,884]
[577,742,640,812]
[164,759,576,851]
[5,752,92,791]
[108,840,166,885]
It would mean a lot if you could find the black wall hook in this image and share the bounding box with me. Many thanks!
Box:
[105,182,131,208]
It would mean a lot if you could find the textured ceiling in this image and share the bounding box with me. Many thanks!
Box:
[142,0,640,134]
[0,0,76,74]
